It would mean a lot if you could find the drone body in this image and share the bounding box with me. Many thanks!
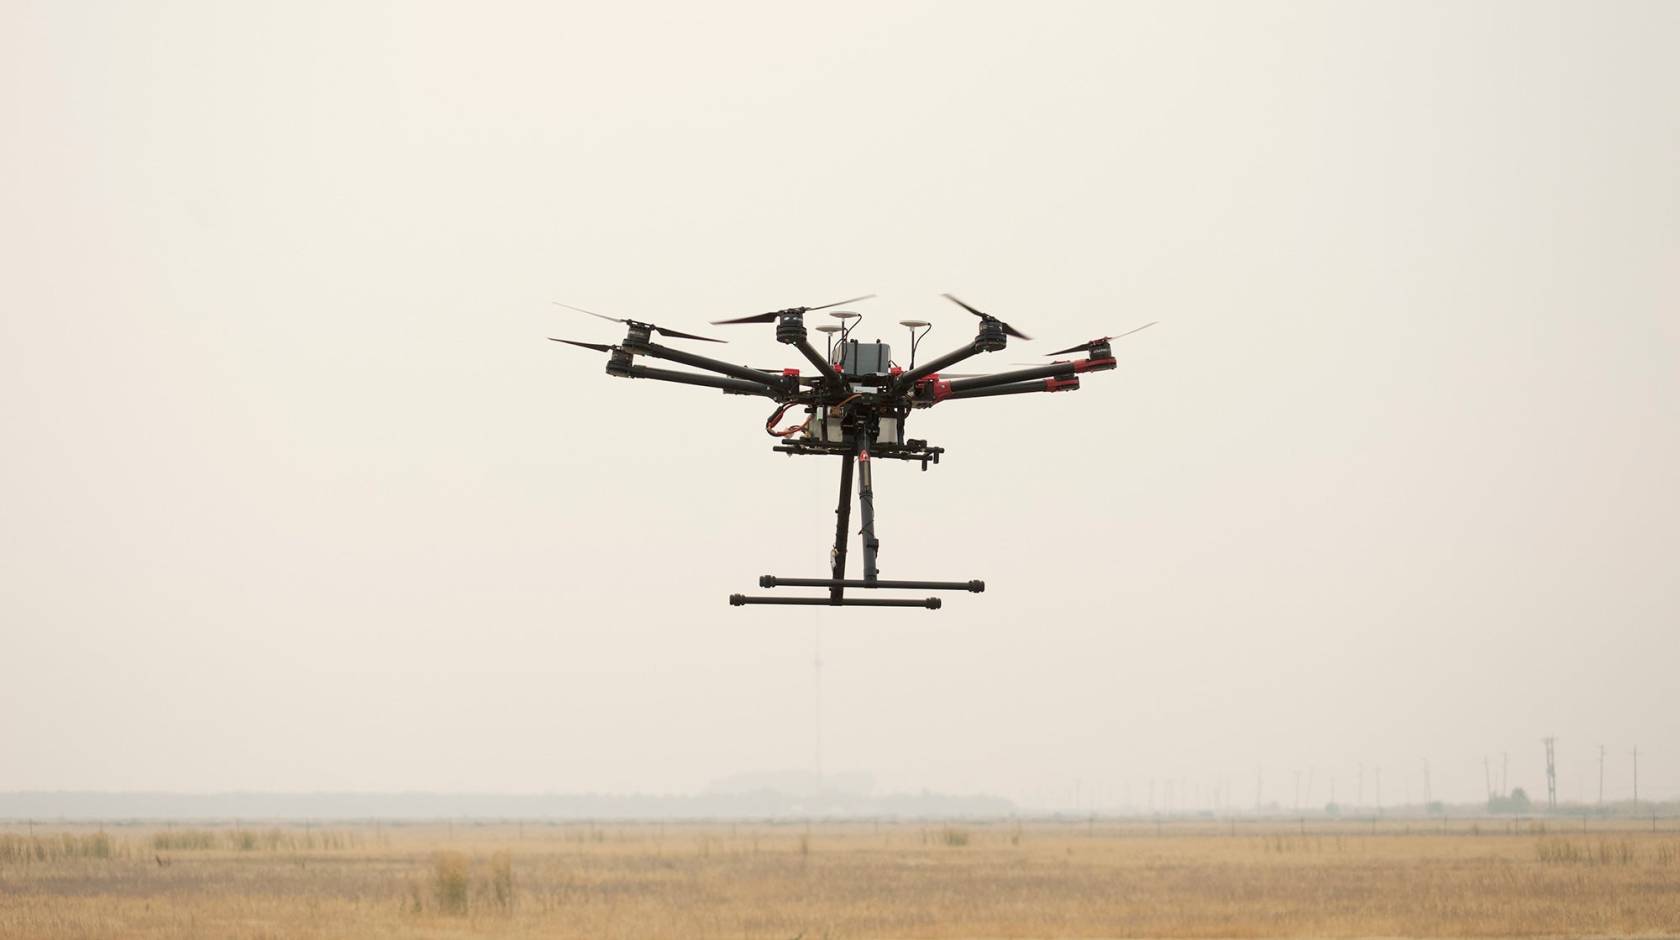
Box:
[551,295,1151,609]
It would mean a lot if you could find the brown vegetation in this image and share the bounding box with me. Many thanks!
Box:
[1,818,1678,937]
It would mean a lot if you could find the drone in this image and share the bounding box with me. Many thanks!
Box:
[550,294,1154,610]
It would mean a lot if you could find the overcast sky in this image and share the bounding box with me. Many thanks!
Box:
[2,1,1675,810]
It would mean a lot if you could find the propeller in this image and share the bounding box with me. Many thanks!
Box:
[548,338,618,353]
[553,302,726,343]
[941,294,1031,341]
[1043,321,1158,357]
[710,294,876,326]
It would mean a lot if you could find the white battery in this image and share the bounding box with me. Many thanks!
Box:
[804,407,847,443]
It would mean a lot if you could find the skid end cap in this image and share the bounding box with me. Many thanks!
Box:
[729,594,746,606]
[758,575,776,588]
[926,597,942,610]
[968,580,986,593]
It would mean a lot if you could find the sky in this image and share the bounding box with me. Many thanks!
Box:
[1,0,1675,811]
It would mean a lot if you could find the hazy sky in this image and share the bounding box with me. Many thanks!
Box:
[2,1,1675,810]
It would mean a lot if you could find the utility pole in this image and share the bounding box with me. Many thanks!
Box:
[1501,752,1508,797]
[1423,759,1432,805]
[1598,745,1605,805]
[1357,762,1365,807]
[1632,746,1639,806]
[1293,770,1302,812]
[1483,756,1492,802]
[1375,765,1383,813]
[813,617,823,784]
[1543,737,1557,811]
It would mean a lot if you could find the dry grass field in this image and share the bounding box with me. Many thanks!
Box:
[2,818,1678,939]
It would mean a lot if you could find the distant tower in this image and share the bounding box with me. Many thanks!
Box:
[813,617,823,783]
[1598,745,1606,805]
[1632,746,1639,805]
[1543,737,1557,811]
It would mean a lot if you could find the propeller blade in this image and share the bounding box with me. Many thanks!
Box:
[548,338,617,353]
[711,311,779,325]
[651,325,727,343]
[1044,321,1158,356]
[941,293,1032,341]
[1111,320,1159,341]
[552,301,622,323]
[553,301,725,343]
[808,294,877,312]
[712,294,877,326]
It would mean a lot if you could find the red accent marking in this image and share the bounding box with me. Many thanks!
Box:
[889,365,903,376]
[1072,357,1117,373]
[1045,376,1080,392]
[912,372,955,403]
[782,368,801,376]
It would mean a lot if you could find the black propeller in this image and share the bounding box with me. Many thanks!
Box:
[1043,321,1158,357]
[553,302,726,343]
[548,338,618,353]
[941,294,1031,341]
[711,294,877,326]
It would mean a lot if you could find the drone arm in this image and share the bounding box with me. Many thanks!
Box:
[944,362,1077,393]
[790,336,844,386]
[634,340,791,394]
[942,355,1115,395]
[623,364,778,397]
[891,341,984,396]
[940,376,1081,401]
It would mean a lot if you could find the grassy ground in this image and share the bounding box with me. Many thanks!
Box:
[1,818,1678,938]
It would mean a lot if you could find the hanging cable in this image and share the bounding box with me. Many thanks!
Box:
[765,402,810,438]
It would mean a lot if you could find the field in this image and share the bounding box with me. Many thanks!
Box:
[2,818,1678,938]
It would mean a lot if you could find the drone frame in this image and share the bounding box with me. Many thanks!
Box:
[551,297,1139,608]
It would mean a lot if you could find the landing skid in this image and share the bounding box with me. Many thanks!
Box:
[728,440,984,609]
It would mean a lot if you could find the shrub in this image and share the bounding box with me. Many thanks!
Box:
[432,851,470,915]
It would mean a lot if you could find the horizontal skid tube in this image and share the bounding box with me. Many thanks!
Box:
[759,575,984,593]
[730,594,942,608]
[772,442,944,461]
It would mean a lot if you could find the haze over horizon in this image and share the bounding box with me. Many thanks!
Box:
[3,2,1676,811]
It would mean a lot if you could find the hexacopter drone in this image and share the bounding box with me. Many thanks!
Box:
[551,294,1153,610]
